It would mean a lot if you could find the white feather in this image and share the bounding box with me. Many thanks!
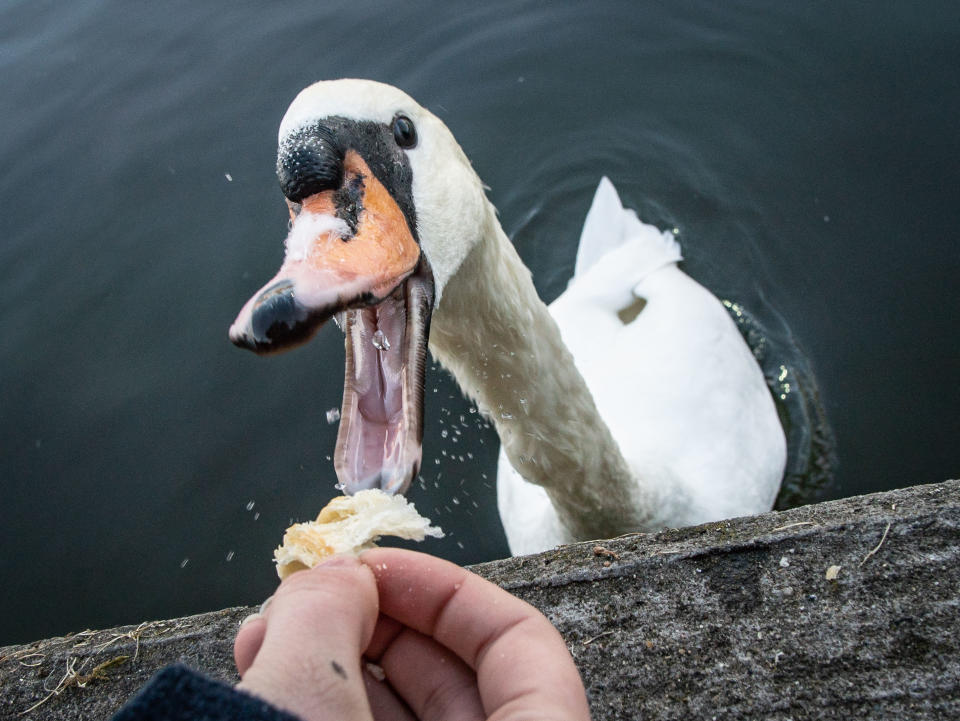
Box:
[574,176,681,279]
[284,212,349,261]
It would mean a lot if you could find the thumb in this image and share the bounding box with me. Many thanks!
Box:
[236,556,379,721]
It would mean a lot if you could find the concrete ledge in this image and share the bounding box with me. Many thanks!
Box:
[3,479,959,719]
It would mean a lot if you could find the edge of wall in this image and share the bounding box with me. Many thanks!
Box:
[3,479,958,720]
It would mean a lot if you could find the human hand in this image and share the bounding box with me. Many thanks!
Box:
[234,548,591,721]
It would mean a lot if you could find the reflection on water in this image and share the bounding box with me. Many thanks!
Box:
[1,0,958,645]
[721,300,837,509]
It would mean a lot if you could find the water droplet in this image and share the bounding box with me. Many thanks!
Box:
[434,458,440,465]
[335,482,345,491]
[500,411,514,420]
[245,500,255,511]
[226,551,235,562]
[441,429,449,438]
[253,512,260,520]
[180,558,189,568]
[372,330,391,351]
[452,497,460,505]
[326,408,341,424]
[225,173,233,182]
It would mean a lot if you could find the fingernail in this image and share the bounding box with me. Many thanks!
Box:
[240,612,260,627]
[258,596,273,614]
[317,553,359,568]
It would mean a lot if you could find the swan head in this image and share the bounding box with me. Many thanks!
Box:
[229,79,487,495]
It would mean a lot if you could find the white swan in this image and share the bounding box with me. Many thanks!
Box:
[230,79,787,556]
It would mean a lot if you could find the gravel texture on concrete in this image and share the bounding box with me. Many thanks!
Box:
[2,479,958,720]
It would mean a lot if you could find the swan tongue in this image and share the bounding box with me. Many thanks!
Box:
[335,266,433,495]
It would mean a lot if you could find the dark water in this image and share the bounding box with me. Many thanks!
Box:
[2,1,958,645]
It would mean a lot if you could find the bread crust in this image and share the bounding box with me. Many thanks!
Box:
[274,489,443,579]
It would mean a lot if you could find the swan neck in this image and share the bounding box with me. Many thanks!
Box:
[429,202,649,540]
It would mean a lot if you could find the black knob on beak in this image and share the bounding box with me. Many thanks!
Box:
[277,124,344,203]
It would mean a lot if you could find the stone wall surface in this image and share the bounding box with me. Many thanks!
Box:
[2,479,958,720]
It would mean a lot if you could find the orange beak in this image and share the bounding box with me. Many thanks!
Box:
[230,149,434,496]
[229,151,421,352]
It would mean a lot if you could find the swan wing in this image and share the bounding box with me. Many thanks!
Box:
[574,177,682,280]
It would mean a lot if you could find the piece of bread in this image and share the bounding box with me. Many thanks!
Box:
[274,489,444,579]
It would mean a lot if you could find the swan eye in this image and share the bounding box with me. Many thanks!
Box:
[392,114,417,149]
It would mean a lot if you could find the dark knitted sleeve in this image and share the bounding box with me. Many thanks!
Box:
[111,663,303,721]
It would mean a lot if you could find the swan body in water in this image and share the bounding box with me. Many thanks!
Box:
[230,79,787,556]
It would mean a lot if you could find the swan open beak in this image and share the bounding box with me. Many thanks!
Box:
[229,150,433,495]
